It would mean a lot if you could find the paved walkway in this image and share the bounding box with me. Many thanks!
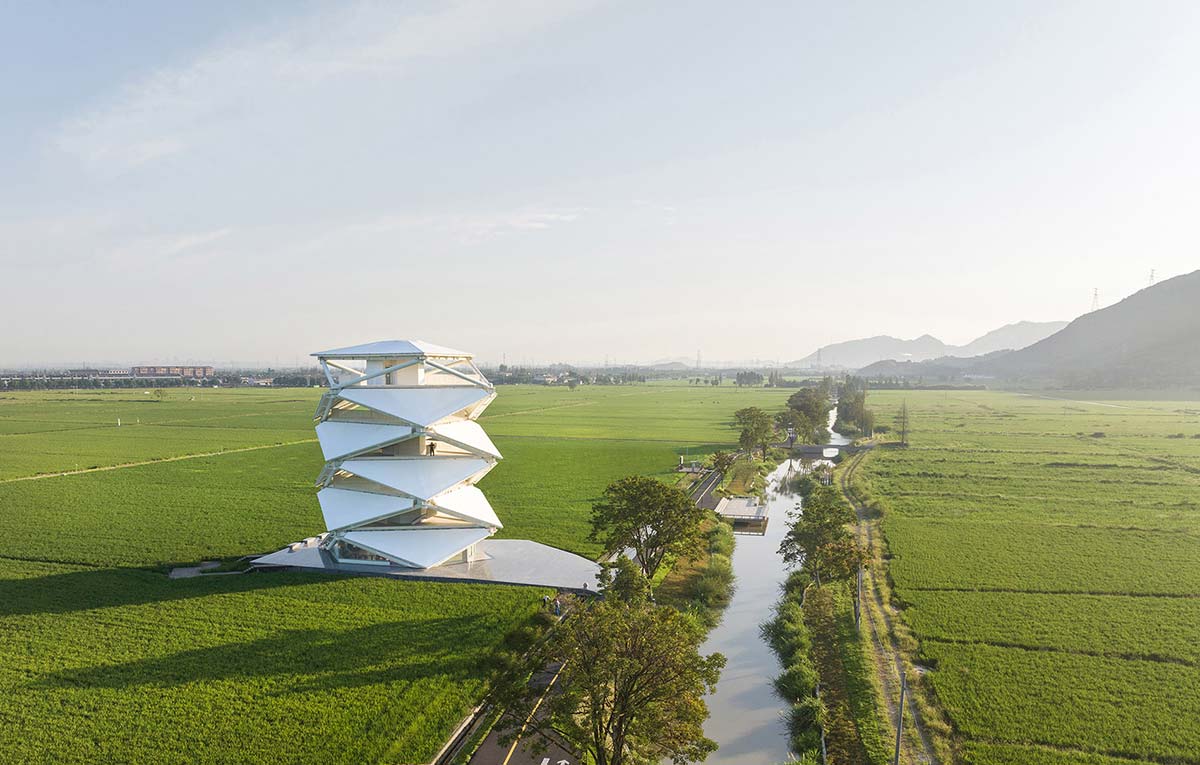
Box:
[690,468,724,510]
[468,662,580,765]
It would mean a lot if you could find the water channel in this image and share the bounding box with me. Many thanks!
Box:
[697,409,850,763]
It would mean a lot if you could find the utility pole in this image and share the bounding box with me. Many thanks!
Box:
[892,671,907,765]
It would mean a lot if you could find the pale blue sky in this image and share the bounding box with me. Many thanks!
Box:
[3,1,1198,366]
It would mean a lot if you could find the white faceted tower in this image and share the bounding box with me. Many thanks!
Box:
[311,340,502,569]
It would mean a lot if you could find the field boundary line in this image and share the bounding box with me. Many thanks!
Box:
[919,635,1198,668]
[968,736,1199,765]
[907,585,1200,599]
[0,438,318,484]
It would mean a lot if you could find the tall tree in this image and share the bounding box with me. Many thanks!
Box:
[896,400,910,445]
[733,406,775,458]
[778,484,856,570]
[590,476,705,582]
[494,601,725,765]
[787,388,830,425]
[805,537,868,585]
[709,450,736,473]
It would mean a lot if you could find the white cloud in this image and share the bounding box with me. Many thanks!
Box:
[53,0,600,171]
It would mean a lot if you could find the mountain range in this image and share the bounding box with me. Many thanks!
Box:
[859,270,1200,388]
[789,320,1069,370]
[977,270,1200,386]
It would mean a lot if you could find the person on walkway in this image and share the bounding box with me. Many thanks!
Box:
[426,441,436,456]
[542,594,550,610]
[553,598,561,616]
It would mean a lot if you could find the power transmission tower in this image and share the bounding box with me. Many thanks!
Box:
[1149,268,1156,286]
[696,349,701,371]
[1091,288,1099,312]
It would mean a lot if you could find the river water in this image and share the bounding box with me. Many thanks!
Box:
[697,409,849,763]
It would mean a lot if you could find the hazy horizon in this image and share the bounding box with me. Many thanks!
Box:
[4,1,1199,367]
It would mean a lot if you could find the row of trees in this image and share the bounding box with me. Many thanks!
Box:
[731,383,836,457]
[734,371,764,386]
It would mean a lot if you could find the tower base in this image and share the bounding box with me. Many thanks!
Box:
[252,538,601,594]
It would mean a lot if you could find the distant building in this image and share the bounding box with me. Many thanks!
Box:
[131,366,214,378]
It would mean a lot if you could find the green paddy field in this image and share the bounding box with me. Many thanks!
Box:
[0,384,784,763]
[856,391,1200,765]
[6,384,1196,764]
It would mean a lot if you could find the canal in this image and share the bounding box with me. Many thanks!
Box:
[697,409,849,763]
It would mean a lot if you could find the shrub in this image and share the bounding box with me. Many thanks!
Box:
[707,521,735,558]
[775,661,820,699]
[690,554,734,610]
[788,695,826,752]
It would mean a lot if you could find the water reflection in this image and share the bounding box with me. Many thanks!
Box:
[698,410,846,763]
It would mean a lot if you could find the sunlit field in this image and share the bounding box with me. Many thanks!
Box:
[856,391,1200,765]
[0,382,777,762]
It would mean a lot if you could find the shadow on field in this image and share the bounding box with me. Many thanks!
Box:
[37,617,481,693]
[0,566,325,617]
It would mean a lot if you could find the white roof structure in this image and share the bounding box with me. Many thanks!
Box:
[312,339,472,358]
[307,339,502,569]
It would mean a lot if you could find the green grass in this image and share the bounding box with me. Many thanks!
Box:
[855,390,1200,764]
[0,558,548,764]
[0,383,778,762]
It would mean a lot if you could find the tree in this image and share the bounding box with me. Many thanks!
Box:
[804,537,867,585]
[597,554,651,604]
[494,601,725,765]
[786,388,830,425]
[709,450,736,473]
[733,406,775,458]
[778,484,856,570]
[896,400,910,445]
[568,377,579,390]
[590,476,705,583]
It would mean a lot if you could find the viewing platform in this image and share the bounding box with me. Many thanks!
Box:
[715,496,768,534]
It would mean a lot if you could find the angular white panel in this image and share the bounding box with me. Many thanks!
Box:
[430,420,502,459]
[338,387,491,427]
[314,339,471,358]
[343,527,492,569]
[429,485,502,528]
[317,487,415,531]
[339,457,494,500]
[315,420,413,461]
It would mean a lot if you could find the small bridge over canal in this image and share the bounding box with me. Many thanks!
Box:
[778,442,875,457]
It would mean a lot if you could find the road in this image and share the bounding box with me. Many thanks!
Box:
[468,662,581,765]
[689,468,724,510]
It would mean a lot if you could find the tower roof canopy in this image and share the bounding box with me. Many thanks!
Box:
[312,339,472,359]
